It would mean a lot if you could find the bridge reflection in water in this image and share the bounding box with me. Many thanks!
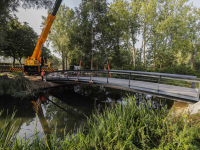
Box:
[45,70,200,103]
[0,84,176,140]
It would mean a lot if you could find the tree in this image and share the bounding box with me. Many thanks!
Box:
[0,0,54,53]
[16,22,38,66]
[42,4,75,70]
[49,55,61,68]
[2,16,38,67]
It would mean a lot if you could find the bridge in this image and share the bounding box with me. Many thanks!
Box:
[44,70,200,103]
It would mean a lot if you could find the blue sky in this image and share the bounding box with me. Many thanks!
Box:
[15,0,200,57]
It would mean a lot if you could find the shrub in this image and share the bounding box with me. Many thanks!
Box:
[0,73,38,98]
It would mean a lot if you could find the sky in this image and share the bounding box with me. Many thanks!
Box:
[15,0,200,57]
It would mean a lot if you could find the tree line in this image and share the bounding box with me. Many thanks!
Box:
[45,0,200,75]
[1,0,200,75]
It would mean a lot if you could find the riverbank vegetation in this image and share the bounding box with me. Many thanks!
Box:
[1,97,199,149]
[0,72,38,98]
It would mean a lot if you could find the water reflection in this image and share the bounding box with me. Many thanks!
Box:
[31,99,51,142]
[0,84,175,139]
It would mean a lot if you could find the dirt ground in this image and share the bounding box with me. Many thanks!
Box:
[25,76,53,89]
[25,75,68,89]
[0,72,64,89]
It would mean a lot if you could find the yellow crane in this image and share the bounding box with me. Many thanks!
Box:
[10,0,62,75]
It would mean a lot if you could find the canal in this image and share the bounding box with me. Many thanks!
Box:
[0,84,175,139]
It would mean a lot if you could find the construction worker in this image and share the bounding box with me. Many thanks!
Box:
[41,71,45,81]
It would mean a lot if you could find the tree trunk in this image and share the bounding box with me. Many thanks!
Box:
[13,56,15,68]
[18,58,22,68]
[159,60,162,71]
[133,47,136,69]
[85,51,86,69]
[62,50,65,71]
[65,54,67,70]
[191,52,194,69]
[153,52,155,71]
[143,22,146,65]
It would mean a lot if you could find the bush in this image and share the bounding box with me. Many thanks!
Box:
[0,73,38,98]
[160,65,198,76]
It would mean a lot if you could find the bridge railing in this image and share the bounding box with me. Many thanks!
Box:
[45,70,200,101]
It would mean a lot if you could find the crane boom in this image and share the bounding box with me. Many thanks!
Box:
[20,0,63,75]
[31,0,63,61]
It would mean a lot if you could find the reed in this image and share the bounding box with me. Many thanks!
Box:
[0,97,200,149]
[0,110,22,149]
[63,97,200,149]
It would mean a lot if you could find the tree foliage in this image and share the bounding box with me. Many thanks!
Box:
[48,0,200,72]
[2,0,200,73]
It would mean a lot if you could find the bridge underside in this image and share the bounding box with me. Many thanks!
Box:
[46,76,198,103]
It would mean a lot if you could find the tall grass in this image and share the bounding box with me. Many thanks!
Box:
[1,97,200,149]
[0,110,22,149]
[63,98,200,149]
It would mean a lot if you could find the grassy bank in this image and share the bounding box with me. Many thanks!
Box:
[1,97,200,149]
[0,72,38,98]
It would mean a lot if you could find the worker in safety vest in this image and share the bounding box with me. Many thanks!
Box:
[41,71,45,81]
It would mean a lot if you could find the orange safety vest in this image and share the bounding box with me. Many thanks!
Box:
[41,71,45,76]
[41,96,45,101]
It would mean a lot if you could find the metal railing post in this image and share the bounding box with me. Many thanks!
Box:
[197,82,200,101]
[107,71,109,83]
[78,70,79,80]
[45,72,47,81]
[90,71,91,81]
[129,72,131,87]
[158,75,161,92]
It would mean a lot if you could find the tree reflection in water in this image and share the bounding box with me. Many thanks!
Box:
[0,84,175,139]
[41,84,174,138]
